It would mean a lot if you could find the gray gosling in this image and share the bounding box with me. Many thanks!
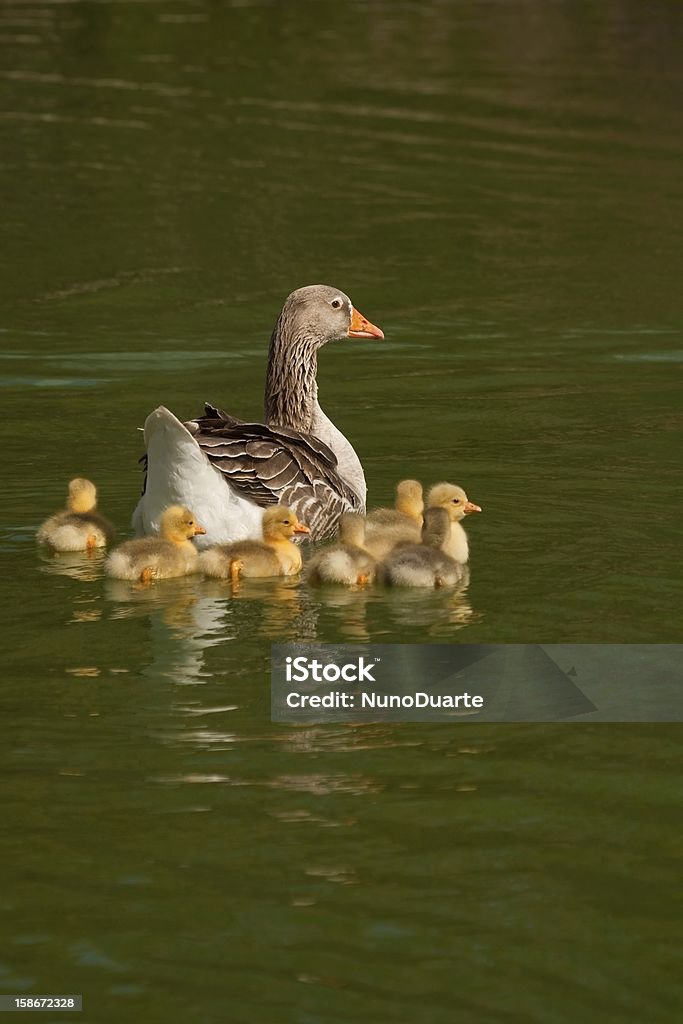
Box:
[376,507,465,588]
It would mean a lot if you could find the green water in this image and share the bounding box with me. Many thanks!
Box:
[1,1,681,1021]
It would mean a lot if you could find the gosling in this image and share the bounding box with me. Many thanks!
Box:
[363,479,423,560]
[377,507,464,588]
[37,478,115,552]
[426,483,481,563]
[199,506,309,581]
[105,505,205,582]
[307,513,376,586]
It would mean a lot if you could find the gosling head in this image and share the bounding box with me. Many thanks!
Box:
[160,505,206,544]
[421,507,451,549]
[67,477,98,514]
[274,285,384,350]
[261,506,310,543]
[427,482,482,522]
[395,479,424,520]
[338,512,366,548]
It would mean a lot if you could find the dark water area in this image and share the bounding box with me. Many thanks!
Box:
[1,2,681,1022]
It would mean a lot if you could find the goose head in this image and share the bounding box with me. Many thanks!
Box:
[265,284,383,432]
[421,507,451,549]
[262,505,310,543]
[427,483,482,522]
[67,477,98,514]
[276,285,384,349]
[160,506,206,545]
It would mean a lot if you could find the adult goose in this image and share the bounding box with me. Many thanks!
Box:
[132,285,383,544]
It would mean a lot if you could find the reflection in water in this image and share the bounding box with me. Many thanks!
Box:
[314,585,374,642]
[380,567,479,635]
[314,570,478,639]
[104,575,203,624]
[99,566,480,685]
[37,548,107,583]
[202,576,320,642]
[103,573,323,686]
[64,548,487,686]
[104,576,227,686]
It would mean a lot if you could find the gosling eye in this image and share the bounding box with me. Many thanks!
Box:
[283,520,290,525]
[331,298,342,309]
[452,498,460,504]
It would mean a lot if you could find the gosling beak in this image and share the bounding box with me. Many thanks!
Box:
[293,523,311,534]
[348,307,384,340]
[463,502,482,515]
[194,524,207,535]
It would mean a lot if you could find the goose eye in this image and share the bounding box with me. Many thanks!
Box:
[331,298,342,309]
[452,498,460,504]
[283,520,290,525]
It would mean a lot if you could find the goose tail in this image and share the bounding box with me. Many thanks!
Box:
[132,406,205,537]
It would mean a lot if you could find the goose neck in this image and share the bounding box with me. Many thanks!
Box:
[264,321,318,431]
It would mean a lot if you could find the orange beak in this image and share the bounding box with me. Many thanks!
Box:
[293,522,310,535]
[193,524,207,535]
[348,307,384,340]
[463,502,481,515]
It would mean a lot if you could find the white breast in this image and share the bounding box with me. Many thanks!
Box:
[310,402,367,508]
[443,522,470,564]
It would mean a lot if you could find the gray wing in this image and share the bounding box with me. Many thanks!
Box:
[184,407,364,540]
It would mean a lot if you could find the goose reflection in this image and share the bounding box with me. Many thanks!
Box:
[102,574,320,686]
[98,560,479,686]
[104,576,227,685]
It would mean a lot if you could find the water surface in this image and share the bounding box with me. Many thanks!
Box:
[1,2,681,1021]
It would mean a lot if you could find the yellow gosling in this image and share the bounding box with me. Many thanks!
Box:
[199,506,309,580]
[426,482,482,564]
[363,479,424,560]
[307,512,376,586]
[105,506,205,582]
[37,478,115,552]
